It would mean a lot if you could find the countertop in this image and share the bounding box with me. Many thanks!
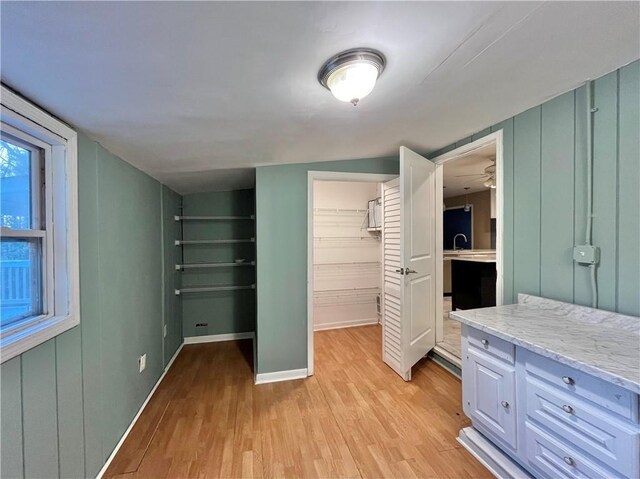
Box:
[450,256,496,263]
[444,249,495,255]
[450,294,640,394]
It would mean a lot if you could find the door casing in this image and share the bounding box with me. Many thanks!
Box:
[306,171,397,376]
[431,130,505,359]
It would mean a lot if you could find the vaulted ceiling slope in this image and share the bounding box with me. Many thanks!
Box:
[1,2,638,194]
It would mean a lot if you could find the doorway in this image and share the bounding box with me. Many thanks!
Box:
[307,172,397,375]
[432,131,504,367]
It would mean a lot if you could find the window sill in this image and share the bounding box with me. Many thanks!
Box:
[0,314,79,363]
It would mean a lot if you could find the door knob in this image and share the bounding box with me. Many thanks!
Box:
[405,268,418,274]
[395,268,405,275]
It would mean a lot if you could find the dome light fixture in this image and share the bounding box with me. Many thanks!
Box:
[318,48,386,106]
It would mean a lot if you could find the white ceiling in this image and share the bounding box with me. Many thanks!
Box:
[1,2,638,194]
[443,143,496,198]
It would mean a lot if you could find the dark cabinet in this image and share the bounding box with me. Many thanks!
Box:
[451,260,496,310]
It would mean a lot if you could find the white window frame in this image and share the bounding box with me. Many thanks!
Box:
[1,85,80,363]
[1,127,50,325]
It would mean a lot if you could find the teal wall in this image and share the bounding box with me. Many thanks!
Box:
[431,60,639,317]
[1,133,183,478]
[255,158,399,374]
[181,189,256,337]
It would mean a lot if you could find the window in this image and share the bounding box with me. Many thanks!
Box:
[1,85,79,362]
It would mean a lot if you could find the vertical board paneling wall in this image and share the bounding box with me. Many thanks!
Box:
[0,134,184,478]
[431,60,639,316]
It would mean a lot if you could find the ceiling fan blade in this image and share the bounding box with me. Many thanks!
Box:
[455,173,487,177]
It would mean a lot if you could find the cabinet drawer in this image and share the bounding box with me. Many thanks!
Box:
[525,377,640,478]
[525,422,622,479]
[466,326,514,364]
[522,349,637,421]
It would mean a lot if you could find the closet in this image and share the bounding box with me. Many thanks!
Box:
[313,181,383,331]
[176,190,256,339]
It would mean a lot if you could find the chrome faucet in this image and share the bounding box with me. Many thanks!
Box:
[453,233,468,250]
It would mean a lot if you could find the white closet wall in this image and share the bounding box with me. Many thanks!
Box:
[313,181,381,330]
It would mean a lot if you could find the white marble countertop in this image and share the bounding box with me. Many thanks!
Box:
[450,294,640,394]
[450,256,496,263]
[443,249,496,255]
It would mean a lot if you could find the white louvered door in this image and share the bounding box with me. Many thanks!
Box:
[382,178,404,378]
[382,147,436,381]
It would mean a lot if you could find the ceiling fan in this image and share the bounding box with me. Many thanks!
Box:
[455,158,496,188]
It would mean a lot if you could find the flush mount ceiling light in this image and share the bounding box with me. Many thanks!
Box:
[318,48,386,106]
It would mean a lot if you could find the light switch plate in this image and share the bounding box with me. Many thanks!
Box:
[138,354,146,373]
[573,245,600,265]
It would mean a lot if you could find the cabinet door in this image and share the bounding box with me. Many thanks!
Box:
[465,347,517,449]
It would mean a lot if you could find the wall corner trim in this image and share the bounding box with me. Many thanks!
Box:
[95,342,184,479]
[183,332,254,344]
[255,368,309,385]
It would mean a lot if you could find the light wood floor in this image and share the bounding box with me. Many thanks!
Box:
[104,325,490,478]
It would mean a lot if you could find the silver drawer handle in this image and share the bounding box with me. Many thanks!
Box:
[562,376,575,385]
[481,339,489,348]
[501,401,509,408]
[562,404,574,414]
[563,456,575,466]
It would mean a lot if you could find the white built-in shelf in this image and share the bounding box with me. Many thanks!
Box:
[314,287,380,297]
[176,261,255,270]
[175,238,255,246]
[174,215,254,221]
[315,261,380,267]
[314,262,380,274]
[313,208,368,216]
[313,236,380,246]
[314,236,379,241]
[175,284,256,295]
[313,287,380,306]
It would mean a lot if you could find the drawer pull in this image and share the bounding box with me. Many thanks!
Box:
[563,456,575,466]
[562,404,574,414]
[481,339,489,348]
[501,401,509,408]
[562,376,575,385]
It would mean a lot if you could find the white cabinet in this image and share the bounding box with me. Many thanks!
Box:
[464,347,517,450]
[461,325,640,479]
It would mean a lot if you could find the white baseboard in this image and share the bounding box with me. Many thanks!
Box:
[314,318,379,331]
[457,427,532,479]
[255,368,308,385]
[96,342,184,479]
[184,332,254,344]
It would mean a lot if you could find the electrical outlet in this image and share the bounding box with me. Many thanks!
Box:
[138,354,146,373]
[163,324,167,338]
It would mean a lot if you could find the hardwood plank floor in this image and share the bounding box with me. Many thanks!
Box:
[104,325,490,478]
